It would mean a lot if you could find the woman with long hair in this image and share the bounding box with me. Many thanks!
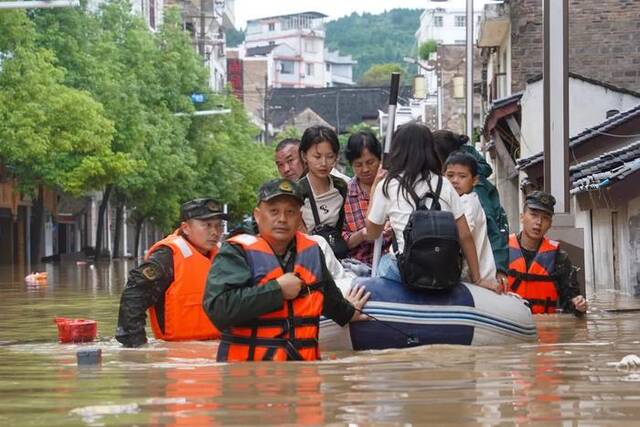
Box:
[298,125,349,258]
[364,122,500,292]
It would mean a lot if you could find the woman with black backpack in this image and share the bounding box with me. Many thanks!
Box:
[364,122,501,293]
[298,125,349,259]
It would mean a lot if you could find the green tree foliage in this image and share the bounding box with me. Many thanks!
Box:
[273,127,302,142]
[0,10,130,196]
[189,93,276,222]
[225,27,245,48]
[419,39,438,61]
[2,2,274,258]
[325,9,422,81]
[359,63,406,87]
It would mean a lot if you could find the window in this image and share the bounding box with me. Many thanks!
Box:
[433,16,443,27]
[269,41,276,46]
[304,39,316,53]
[326,63,331,72]
[280,61,294,74]
[306,63,314,76]
[268,23,275,31]
[455,16,466,27]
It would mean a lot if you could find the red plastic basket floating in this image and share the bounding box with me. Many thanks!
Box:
[54,317,97,343]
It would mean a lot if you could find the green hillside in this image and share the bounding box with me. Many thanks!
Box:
[325,9,423,82]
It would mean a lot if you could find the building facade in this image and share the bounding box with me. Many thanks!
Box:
[477,0,640,295]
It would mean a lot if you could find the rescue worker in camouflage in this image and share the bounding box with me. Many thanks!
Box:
[115,198,228,347]
[203,178,369,362]
[507,191,587,315]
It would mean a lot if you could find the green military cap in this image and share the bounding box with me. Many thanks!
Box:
[257,178,304,205]
[180,198,229,221]
[524,191,555,215]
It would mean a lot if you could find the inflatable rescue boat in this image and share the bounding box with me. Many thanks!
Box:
[320,277,537,351]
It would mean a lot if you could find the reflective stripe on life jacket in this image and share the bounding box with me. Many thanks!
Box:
[148,230,220,341]
[217,232,324,362]
[507,233,559,314]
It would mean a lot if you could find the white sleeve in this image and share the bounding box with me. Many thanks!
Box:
[460,194,478,232]
[441,178,465,220]
[367,182,387,225]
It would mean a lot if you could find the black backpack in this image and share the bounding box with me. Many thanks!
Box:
[397,175,462,292]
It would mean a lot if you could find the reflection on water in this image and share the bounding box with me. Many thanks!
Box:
[1,261,639,426]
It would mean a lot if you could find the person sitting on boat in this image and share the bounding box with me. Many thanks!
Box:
[444,151,500,287]
[507,191,587,315]
[433,130,510,287]
[275,136,350,184]
[115,198,227,347]
[298,126,350,259]
[275,138,305,181]
[342,131,392,266]
[364,122,500,292]
[203,178,369,362]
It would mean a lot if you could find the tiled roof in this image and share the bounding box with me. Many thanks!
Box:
[269,86,413,133]
[569,140,640,194]
[246,44,279,57]
[517,103,640,170]
[527,72,640,99]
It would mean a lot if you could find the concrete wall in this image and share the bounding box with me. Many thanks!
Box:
[519,78,640,159]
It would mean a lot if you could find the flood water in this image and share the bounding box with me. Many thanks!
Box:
[1,260,639,426]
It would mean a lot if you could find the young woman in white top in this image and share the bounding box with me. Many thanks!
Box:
[364,122,500,292]
[297,126,349,258]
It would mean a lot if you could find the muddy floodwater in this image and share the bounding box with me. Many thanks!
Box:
[1,260,639,426]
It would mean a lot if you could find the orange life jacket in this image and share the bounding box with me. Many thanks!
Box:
[217,232,325,362]
[147,230,220,341]
[507,233,559,314]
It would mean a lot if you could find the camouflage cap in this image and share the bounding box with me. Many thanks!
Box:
[257,178,303,205]
[524,191,555,215]
[180,198,229,221]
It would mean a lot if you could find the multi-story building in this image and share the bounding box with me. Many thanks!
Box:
[324,49,357,87]
[244,11,328,89]
[477,0,640,295]
[242,11,356,89]
[168,0,235,91]
[413,1,486,133]
[415,0,484,47]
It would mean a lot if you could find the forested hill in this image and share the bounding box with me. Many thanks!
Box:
[325,9,423,82]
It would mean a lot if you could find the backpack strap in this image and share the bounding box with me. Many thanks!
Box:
[332,175,347,232]
[411,174,443,211]
[299,177,321,227]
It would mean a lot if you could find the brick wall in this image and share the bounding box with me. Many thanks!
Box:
[438,45,483,135]
[508,0,640,93]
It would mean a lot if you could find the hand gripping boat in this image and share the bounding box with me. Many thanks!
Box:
[320,278,537,351]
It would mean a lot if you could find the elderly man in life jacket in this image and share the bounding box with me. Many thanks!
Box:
[507,191,587,315]
[203,178,369,362]
[115,198,227,347]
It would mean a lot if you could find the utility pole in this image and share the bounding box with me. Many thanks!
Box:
[465,0,474,139]
[543,0,570,213]
[263,73,270,144]
[199,0,206,57]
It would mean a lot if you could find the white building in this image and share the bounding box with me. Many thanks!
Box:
[415,0,486,97]
[88,0,165,31]
[171,0,235,92]
[324,49,357,87]
[415,0,485,47]
[243,11,355,88]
